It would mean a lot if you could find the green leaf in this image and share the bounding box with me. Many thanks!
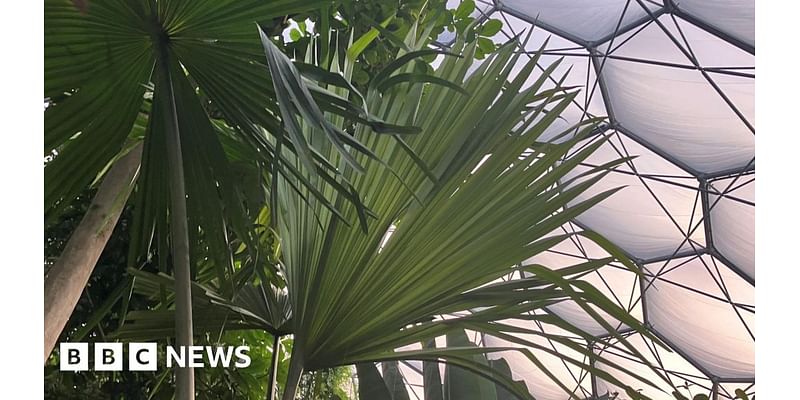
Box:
[347,15,395,61]
[356,363,393,400]
[489,359,524,400]
[377,73,469,95]
[444,330,497,400]
[480,19,503,36]
[371,49,458,89]
[455,0,476,19]
[477,37,496,54]
[71,277,134,342]
[289,29,303,42]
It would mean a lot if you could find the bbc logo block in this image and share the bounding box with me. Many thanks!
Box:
[60,342,157,371]
[94,342,123,371]
[129,343,158,371]
[59,343,250,371]
[59,343,88,371]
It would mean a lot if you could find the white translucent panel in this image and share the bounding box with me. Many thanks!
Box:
[429,45,446,70]
[500,0,660,42]
[597,16,754,174]
[563,132,705,260]
[598,14,753,66]
[601,61,753,173]
[392,342,435,399]
[523,226,643,336]
[643,255,754,378]
[487,13,597,94]
[436,28,457,46]
[485,319,593,400]
[399,361,425,400]
[709,175,755,279]
[675,0,755,48]
[594,333,713,400]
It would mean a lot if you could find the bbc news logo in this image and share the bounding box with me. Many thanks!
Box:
[59,343,251,371]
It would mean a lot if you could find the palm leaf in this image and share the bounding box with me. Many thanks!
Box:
[261,23,672,400]
[45,0,413,275]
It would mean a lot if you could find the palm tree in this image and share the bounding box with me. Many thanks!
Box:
[44,143,142,361]
[116,23,672,399]
[44,0,414,397]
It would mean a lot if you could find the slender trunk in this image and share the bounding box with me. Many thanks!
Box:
[44,143,143,362]
[281,341,305,400]
[154,32,195,399]
[265,335,282,400]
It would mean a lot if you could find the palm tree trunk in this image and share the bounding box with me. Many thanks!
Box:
[281,342,305,400]
[44,143,143,362]
[266,335,282,400]
[157,51,196,400]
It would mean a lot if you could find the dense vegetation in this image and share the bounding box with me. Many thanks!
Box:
[45,1,501,398]
[44,1,696,400]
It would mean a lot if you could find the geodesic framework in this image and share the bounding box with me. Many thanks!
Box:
[387,1,754,399]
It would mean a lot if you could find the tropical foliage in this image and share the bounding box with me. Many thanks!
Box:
[44,0,684,399]
[114,16,675,400]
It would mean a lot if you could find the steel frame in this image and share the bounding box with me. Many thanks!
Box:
[431,1,757,397]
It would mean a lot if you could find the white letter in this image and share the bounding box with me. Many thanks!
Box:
[60,343,88,371]
[94,343,123,371]
[189,345,205,367]
[205,346,234,368]
[166,346,185,368]
[234,346,251,368]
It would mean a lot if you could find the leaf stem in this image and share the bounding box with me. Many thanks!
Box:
[266,334,282,400]
[153,26,195,400]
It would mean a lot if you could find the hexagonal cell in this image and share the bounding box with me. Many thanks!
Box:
[642,254,754,379]
[596,14,754,174]
[562,131,706,261]
[708,173,755,280]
